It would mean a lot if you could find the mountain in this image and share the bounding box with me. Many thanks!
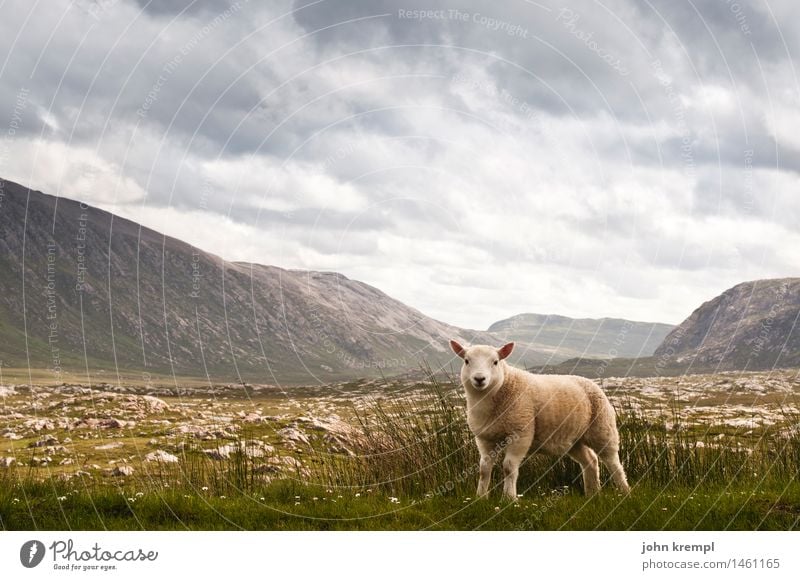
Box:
[0,178,510,384]
[488,313,674,360]
[654,278,800,370]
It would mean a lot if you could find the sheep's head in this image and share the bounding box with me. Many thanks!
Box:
[449,340,515,392]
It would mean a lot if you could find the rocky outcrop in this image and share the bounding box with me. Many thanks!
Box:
[654,279,800,370]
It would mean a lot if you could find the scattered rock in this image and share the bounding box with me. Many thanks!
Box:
[145,450,179,463]
[203,441,273,460]
[278,426,310,446]
[73,416,134,429]
[95,442,124,450]
[111,465,135,477]
[24,418,55,432]
[242,412,265,424]
[59,458,74,466]
[171,424,239,440]
[44,445,68,454]
[29,434,59,448]
[99,418,133,429]
[0,457,16,468]
[254,456,309,476]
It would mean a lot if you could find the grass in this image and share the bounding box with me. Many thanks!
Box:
[2,479,799,530]
[2,371,800,530]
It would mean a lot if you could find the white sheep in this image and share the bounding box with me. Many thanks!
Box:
[449,340,630,499]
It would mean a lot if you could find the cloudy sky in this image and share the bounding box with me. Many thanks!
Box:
[1,0,798,330]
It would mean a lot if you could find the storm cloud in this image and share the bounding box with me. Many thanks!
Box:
[1,0,798,329]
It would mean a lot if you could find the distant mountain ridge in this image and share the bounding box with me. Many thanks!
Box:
[654,278,800,371]
[488,313,674,360]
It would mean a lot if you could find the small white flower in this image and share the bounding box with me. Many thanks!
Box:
[389,496,400,504]
[354,493,361,497]
[58,496,67,502]
[201,486,209,491]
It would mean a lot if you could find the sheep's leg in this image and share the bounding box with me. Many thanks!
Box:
[502,438,531,501]
[475,438,496,498]
[567,443,600,496]
[598,447,631,493]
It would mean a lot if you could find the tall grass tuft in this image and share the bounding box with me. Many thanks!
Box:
[313,371,800,497]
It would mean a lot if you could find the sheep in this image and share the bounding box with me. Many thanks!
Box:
[449,340,630,500]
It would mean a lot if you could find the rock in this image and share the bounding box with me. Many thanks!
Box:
[111,465,135,477]
[3,432,23,440]
[145,450,179,463]
[0,457,16,468]
[203,441,271,460]
[31,456,52,466]
[59,458,74,466]
[242,412,265,424]
[99,418,132,429]
[255,455,309,476]
[73,416,134,429]
[95,442,124,450]
[120,394,170,416]
[29,434,59,448]
[24,418,54,432]
[44,445,68,454]
[278,426,310,446]
[171,424,240,440]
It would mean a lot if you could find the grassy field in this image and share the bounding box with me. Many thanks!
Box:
[3,479,799,531]
[2,371,800,530]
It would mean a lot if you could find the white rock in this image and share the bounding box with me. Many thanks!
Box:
[145,450,179,463]
[111,465,135,477]
[95,442,124,450]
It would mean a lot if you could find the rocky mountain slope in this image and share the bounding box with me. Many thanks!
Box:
[0,178,507,384]
[489,313,673,359]
[654,278,800,370]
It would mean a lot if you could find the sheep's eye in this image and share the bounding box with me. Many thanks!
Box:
[493,360,499,366]
[464,359,469,365]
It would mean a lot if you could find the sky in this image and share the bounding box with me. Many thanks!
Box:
[1,0,798,330]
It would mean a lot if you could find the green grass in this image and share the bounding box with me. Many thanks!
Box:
[2,479,799,530]
[2,371,800,530]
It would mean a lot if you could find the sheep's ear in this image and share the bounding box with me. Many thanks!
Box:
[449,340,466,358]
[497,342,515,360]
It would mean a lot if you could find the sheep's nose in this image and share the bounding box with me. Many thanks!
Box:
[474,375,486,386]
